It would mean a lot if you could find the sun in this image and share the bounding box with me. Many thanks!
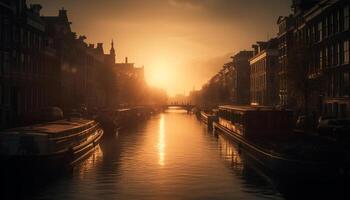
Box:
[147,57,176,91]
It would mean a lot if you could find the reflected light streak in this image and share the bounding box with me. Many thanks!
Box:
[158,114,165,166]
[78,145,103,177]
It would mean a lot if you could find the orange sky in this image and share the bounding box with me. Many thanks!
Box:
[28,0,292,96]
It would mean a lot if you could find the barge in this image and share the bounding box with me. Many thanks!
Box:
[213,105,348,179]
[99,106,153,136]
[0,118,103,173]
[200,111,218,130]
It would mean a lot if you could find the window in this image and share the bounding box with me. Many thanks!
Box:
[311,26,315,43]
[329,14,334,35]
[340,41,345,64]
[345,6,350,30]
[317,22,322,41]
[325,47,328,67]
[345,40,349,64]
[329,45,334,66]
[334,43,339,65]
[335,11,340,33]
[343,72,350,96]
[3,52,9,74]
[335,72,340,97]
[319,50,323,69]
[324,18,328,38]
[0,53,2,75]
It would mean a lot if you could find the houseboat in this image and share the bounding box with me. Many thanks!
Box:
[99,106,152,136]
[213,105,348,179]
[200,111,218,130]
[0,118,103,173]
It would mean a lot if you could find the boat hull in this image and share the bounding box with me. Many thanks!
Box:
[213,122,345,181]
[0,128,103,175]
[200,112,217,130]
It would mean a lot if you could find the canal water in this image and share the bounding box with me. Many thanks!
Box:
[4,108,349,200]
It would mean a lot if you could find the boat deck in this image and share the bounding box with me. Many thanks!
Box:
[2,118,96,135]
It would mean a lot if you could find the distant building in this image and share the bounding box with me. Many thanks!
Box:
[104,42,145,106]
[249,39,279,106]
[230,51,253,105]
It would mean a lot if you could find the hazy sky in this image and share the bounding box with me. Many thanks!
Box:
[28,0,292,96]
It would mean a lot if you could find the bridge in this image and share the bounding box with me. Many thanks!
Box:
[163,103,196,112]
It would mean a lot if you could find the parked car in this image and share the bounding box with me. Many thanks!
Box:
[318,117,350,139]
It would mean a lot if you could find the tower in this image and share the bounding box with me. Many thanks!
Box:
[110,39,116,64]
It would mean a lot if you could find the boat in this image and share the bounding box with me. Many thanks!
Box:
[0,118,103,173]
[213,105,348,179]
[200,111,218,130]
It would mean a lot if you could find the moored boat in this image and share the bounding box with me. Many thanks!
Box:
[213,105,349,180]
[0,118,103,173]
[98,106,153,136]
[200,111,218,130]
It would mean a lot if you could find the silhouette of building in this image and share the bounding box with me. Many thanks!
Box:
[249,39,279,106]
[105,40,116,65]
[0,0,15,128]
[230,51,254,105]
[277,15,295,107]
[290,0,350,118]
[42,8,109,111]
[0,1,60,128]
[104,42,145,106]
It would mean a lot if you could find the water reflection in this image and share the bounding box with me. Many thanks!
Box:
[13,109,349,200]
[77,145,103,177]
[218,135,243,171]
[157,114,165,166]
[216,133,282,199]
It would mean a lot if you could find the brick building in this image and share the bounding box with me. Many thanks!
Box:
[0,1,60,128]
[230,51,253,105]
[291,0,350,118]
[277,15,295,107]
[249,39,279,106]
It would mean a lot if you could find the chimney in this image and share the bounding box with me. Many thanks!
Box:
[88,44,94,49]
[125,57,128,63]
[30,4,42,16]
[96,43,103,53]
[59,8,68,19]
[252,45,259,55]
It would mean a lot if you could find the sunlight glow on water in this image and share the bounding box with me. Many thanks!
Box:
[4,109,349,200]
[25,109,290,200]
[158,114,165,166]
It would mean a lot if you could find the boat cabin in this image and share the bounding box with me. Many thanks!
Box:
[0,118,101,156]
[218,105,293,138]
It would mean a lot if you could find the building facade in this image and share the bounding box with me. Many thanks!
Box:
[230,51,253,105]
[250,39,279,106]
[43,8,110,111]
[291,0,350,118]
[105,42,146,106]
[304,0,350,118]
[0,1,60,128]
[277,15,295,107]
